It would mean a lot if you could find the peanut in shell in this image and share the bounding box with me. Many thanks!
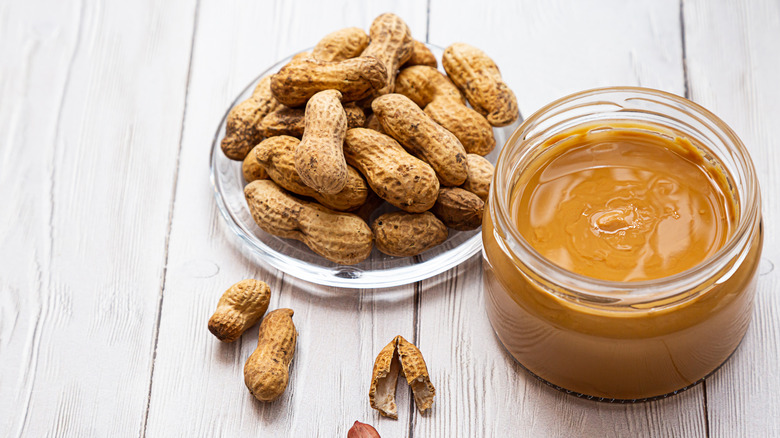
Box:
[431,187,484,231]
[242,146,269,183]
[312,27,370,62]
[295,89,348,195]
[361,13,414,95]
[243,308,297,402]
[344,128,439,213]
[401,40,437,68]
[372,93,468,187]
[442,42,519,127]
[460,154,494,201]
[208,279,271,343]
[221,76,281,160]
[424,96,495,155]
[395,65,464,108]
[260,104,365,138]
[372,211,448,257]
[270,56,387,107]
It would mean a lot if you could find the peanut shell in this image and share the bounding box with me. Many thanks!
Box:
[270,56,387,107]
[242,146,269,182]
[243,308,297,402]
[372,211,448,257]
[442,43,519,127]
[460,154,494,200]
[424,96,495,155]
[312,27,370,62]
[344,128,439,213]
[208,279,271,343]
[295,89,348,195]
[221,76,281,160]
[255,135,368,211]
[369,337,401,419]
[244,180,373,264]
[260,104,365,138]
[396,336,435,413]
[364,113,386,135]
[401,40,437,68]
[431,187,484,231]
[361,13,414,95]
[372,94,468,187]
[395,65,464,108]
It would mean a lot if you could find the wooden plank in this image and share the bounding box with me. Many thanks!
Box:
[0,0,197,436]
[417,1,709,436]
[143,2,429,436]
[683,1,780,435]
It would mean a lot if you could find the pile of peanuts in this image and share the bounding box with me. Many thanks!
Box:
[222,13,519,265]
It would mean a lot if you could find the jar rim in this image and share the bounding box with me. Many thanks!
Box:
[492,86,761,304]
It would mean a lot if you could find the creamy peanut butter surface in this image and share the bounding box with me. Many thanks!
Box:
[512,124,736,281]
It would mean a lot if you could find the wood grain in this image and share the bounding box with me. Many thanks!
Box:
[419,1,708,436]
[684,1,780,436]
[0,0,197,436]
[143,2,427,436]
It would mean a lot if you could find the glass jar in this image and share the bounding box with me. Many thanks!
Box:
[482,87,763,401]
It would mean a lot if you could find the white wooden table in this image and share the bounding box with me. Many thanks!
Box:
[1,1,778,436]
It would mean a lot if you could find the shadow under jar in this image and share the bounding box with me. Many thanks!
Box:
[482,87,763,401]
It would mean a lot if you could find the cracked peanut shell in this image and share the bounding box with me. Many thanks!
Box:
[208,279,271,343]
[372,211,448,257]
[244,180,373,265]
[442,42,519,127]
[369,335,435,418]
[244,308,297,402]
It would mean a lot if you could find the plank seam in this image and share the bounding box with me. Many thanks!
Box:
[15,0,85,435]
[139,0,201,436]
[679,0,690,99]
[703,379,711,437]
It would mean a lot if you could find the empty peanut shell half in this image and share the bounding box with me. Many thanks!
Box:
[369,335,435,418]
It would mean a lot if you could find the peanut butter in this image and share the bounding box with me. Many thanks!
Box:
[512,123,737,281]
[483,120,762,400]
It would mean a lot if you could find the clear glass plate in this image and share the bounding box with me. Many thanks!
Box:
[210,45,519,288]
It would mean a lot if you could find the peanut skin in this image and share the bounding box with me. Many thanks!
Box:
[270,56,387,107]
[344,128,439,213]
[361,13,413,95]
[460,154,494,200]
[431,187,484,231]
[208,279,271,343]
[372,94,468,187]
[295,90,348,194]
[401,40,437,68]
[260,104,365,138]
[255,135,368,211]
[221,76,281,160]
[312,27,370,62]
[244,180,373,264]
[372,211,448,257]
[442,43,519,127]
[348,421,381,438]
[244,308,297,402]
[242,146,269,183]
[395,65,464,108]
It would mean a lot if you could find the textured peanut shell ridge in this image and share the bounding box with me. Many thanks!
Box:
[295,89,349,195]
[424,96,495,155]
[243,308,297,402]
[396,335,435,413]
[361,13,414,95]
[431,187,484,231]
[208,279,271,342]
[372,211,448,257]
[244,180,373,264]
[270,56,387,107]
[369,337,401,419]
[242,146,269,183]
[221,76,281,160]
[395,65,464,108]
[372,94,468,187]
[261,104,366,138]
[460,154,494,201]
[312,27,370,62]
[345,128,439,212]
[442,42,519,127]
[256,135,368,211]
[402,40,438,68]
